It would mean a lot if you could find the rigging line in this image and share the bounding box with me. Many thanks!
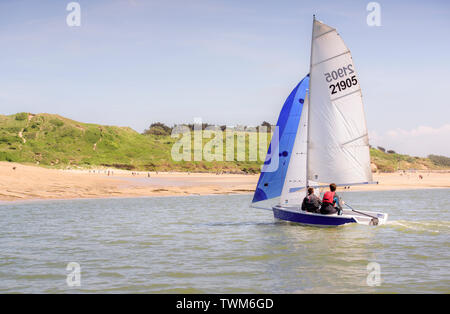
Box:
[332,102,369,173]
[313,28,336,39]
[312,50,350,67]
[330,88,361,102]
[333,100,354,138]
[341,133,369,147]
[343,147,366,176]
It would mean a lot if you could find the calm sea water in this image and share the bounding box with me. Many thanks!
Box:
[0,189,449,293]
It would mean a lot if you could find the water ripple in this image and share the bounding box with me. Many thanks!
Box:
[0,190,449,293]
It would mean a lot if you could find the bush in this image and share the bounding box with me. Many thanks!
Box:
[376,163,395,172]
[377,146,386,153]
[0,152,16,162]
[85,128,101,143]
[15,113,28,121]
[387,150,396,154]
[428,154,450,167]
[258,121,272,132]
[50,119,64,127]
[143,122,172,136]
[145,126,168,136]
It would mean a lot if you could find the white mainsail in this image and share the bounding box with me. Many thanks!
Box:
[307,18,372,185]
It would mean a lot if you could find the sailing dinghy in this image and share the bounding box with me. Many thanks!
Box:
[252,17,388,226]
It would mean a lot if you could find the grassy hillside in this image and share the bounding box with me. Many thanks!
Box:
[369,148,445,172]
[0,112,448,173]
[0,113,265,173]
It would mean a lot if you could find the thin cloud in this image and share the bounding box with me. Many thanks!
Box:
[370,124,450,157]
[386,125,450,137]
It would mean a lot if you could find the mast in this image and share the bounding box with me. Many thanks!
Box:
[305,15,315,189]
[305,18,373,185]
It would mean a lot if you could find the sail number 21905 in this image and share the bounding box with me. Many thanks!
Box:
[329,75,358,95]
[324,64,354,82]
[324,64,358,95]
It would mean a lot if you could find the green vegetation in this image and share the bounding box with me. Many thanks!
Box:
[369,147,444,172]
[0,113,266,173]
[143,122,172,136]
[428,154,450,168]
[15,112,28,121]
[0,113,448,173]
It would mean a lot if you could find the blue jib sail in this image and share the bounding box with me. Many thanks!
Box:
[252,74,309,203]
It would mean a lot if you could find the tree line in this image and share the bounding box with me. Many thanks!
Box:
[143,121,274,136]
[428,154,450,167]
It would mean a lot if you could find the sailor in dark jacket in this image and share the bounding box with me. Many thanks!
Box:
[301,187,322,213]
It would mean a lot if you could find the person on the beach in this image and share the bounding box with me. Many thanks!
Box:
[301,187,321,213]
[320,183,343,215]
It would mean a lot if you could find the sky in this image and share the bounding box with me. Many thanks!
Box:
[0,0,449,157]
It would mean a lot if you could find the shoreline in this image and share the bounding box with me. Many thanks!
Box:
[1,162,449,202]
[2,187,450,205]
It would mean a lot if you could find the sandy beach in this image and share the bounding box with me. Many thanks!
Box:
[0,162,449,201]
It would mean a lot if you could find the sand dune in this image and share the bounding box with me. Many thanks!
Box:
[0,162,449,201]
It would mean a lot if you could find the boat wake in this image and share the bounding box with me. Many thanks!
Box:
[386,220,450,234]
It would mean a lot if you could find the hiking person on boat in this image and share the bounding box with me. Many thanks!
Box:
[301,187,322,213]
[320,183,343,215]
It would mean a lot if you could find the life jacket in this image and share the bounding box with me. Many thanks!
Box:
[322,191,335,205]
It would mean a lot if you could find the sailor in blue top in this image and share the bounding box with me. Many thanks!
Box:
[320,183,343,215]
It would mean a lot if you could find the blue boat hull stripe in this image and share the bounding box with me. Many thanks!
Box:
[273,207,357,226]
